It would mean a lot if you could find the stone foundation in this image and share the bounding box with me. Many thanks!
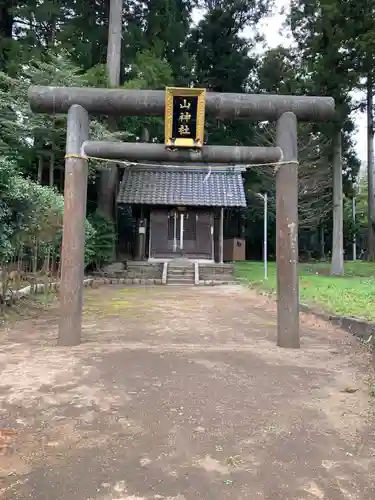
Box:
[94,262,163,281]
[199,263,236,281]
[93,262,237,286]
[93,277,162,286]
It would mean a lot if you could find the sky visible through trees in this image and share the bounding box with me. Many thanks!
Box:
[195,1,366,169]
[220,1,367,167]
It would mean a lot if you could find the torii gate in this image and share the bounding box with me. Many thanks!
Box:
[28,86,335,348]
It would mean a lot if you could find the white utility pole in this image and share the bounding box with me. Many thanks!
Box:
[258,192,268,280]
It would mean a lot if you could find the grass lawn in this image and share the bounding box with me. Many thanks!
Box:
[236,261,375,322]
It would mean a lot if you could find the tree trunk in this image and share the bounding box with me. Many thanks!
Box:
[49,152,54,187]
[367,74,375,260]
[330,129,344,276]
[97,0,123,220]
[37,155,43,183]
[106,0,122,88]
[320,224,325,260]
[140,128,150,143]
[0,1,14,71]
[31,243,38,294]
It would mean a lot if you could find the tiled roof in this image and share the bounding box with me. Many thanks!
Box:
[117,166,246,207]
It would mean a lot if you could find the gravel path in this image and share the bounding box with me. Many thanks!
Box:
[0,285,374,499]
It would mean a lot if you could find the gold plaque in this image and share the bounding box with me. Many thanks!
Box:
[164,87,206,148]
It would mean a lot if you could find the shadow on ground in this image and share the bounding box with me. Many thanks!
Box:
[0,285,374,499]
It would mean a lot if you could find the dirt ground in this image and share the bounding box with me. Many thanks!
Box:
[0,284,374,500]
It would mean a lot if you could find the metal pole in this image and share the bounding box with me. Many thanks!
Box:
[180,212,184,250]
[352,196,357,261]
[219,208,224,263]
[330,130,344,275]
[137,208,145,261]
[173,212,177,252]
[58,105,89,346]
[276,112,300,349]
[264,193,268,280]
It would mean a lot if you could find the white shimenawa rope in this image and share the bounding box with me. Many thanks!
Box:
[78,153,299,170]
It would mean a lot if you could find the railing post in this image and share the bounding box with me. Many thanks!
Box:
[219,207,224,263]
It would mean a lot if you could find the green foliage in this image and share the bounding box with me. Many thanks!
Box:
[0,159,23,262]
[129,50,174,90]
[0,156,61,262]
[0,0,369,270]
[116,49,175,143]
[186,3,264,149]
[354,176,369,228]
[134,0,195,83]
[288,0,360,180]
[0,156,95,269]
[188,8,256,93]
[83,219,97,268]
[258,46,310,95]
[87,211,116,269]
[0,51,134,187]
[237,261,375,321]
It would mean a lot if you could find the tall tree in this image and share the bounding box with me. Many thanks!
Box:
[339,0,375,260]
[58,0,111,69]
[97,0,123,220]
[186,2,268,148]
[143,0,194,83]
[258,46,335,230]
[0,0,15,71]
[289,0,360,274]
[197,0,270,23]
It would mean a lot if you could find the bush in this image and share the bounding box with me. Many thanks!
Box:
[0,156,95,273]
[87,210,116,269]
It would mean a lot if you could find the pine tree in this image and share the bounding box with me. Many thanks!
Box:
[289,0,361,274]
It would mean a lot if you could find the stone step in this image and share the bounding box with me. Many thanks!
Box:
[168,277,195,283]
[168,273,194,277]
[168,283,195,286]
[168,264,194,271]
[168,267,194,272]
[168,277,194,281]
[200,275,235,281]
[168,271,194,277]
[168,284,194,287]
[168,267,194,270]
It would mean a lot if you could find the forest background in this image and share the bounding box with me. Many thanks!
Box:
[1,0,374,278]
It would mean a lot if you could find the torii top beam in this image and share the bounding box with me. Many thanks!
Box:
[28,86,335,122]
